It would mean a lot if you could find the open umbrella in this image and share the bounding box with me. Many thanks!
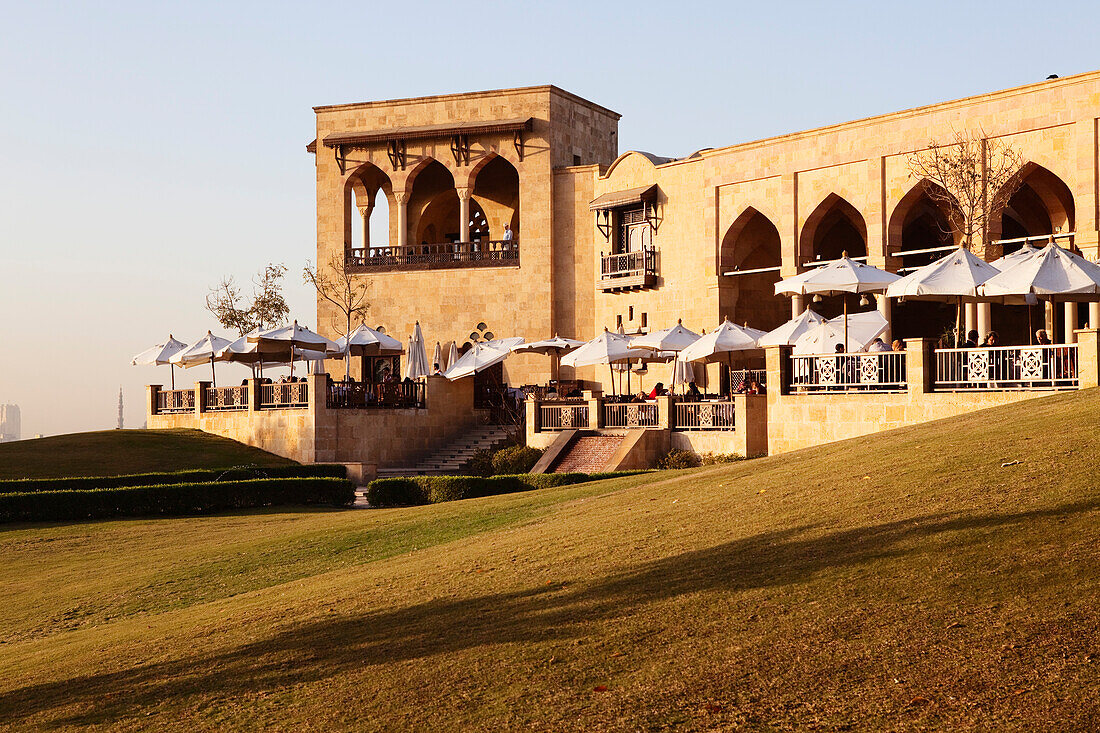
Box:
[758,309,827,347]
[776,253,900,351]
[334,324,404,380]
[511,335,585,382]
[887,246,1003,343]
[131,334,187,389]
[170,331,232,387]
[561,329,651,395]
[443,338,524,380]
[630,319,702,353]
[680,319,766,394]
[248,321,334,379]
[792,311,890,355]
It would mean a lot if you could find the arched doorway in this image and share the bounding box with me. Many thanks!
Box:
[719,208,787,331]
[408,159,459,245]
[344,163,394,255]
[800,195,870,318]
[470,155,520,241]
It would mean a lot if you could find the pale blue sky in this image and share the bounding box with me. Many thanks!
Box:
[2,0,1097,437]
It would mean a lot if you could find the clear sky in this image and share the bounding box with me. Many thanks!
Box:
[2,0,1098,438]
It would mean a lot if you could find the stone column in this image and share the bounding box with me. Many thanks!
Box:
[584,391,603,429]
[735,394,768,458]
[456,187,471,244]
[358,203,373,250]
[877,296,892,343]
[195,381,210,415]
[395,191,408,250]
[905,338,934,394]
[147,384,161,418]
[526,397,538,436]
[964,303,977,336]
[1073,328,1100,388]
[977,303,991,339]
[656,394,673,429]
[764,345,791,396]
[791,295,804,319]
[247,378,261,415]
[1090,303,1100,329]
[1064,302,1078,344]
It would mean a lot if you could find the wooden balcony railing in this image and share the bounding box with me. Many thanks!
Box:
[205,386,248,411]
[259,382,309,408]
[327,381,426,409]
[156,389,195,414]
[599,248,657,291]
[346,240,518,272]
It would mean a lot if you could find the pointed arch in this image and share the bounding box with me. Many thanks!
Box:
[991,162,1075,248]
[888,179,960,269]
[718,207,787,331]
[343,162,395,252]
[470,154,520,239]
[406,158,459,245]
[800,193,868,265]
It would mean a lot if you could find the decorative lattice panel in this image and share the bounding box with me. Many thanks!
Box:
[817,357,836,384]
[967,351,990,382]
[1019,349,1043,381]
[860,355,879,384]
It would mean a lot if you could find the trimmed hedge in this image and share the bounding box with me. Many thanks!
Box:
[0,477,355,523]
[366,471,649,507]
[0,464,347,495]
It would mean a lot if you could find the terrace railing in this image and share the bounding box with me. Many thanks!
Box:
[205,385,248,411]
[346,240,518,273]
[603,401,659,428]
[259,382,309,408]
[326,381,426,409]
[789,351,907,393]
[934,344,1078,391]
[539,403,589,431]
[156,388,195,414]
[673,401,736,430]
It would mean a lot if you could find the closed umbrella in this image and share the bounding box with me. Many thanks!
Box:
[131,334,187,390]
[447,341,459,371]
[170,331,232,387]
[405,322,430,380]
[432,342,443,374]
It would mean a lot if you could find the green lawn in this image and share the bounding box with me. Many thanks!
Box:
[1,392,1099,730]
[0,429,295,479]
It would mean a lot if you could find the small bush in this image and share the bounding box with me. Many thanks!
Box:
[657,449,702,470]
[491,445,545,475]
[0,464,347,495]
[699,452,745,465]
[461,449,496,477]
[0,477,355,524]
[364,471,651,507]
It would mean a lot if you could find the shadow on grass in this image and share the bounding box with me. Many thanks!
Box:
[4,497,1098,726]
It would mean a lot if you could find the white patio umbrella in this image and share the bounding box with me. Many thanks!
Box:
[406,322,430,380]
[667,357,697,393]
[334,324,404,380]
[511,335,585,381]
[170,331,232,386]
[561,329,652,395]
[432,342,443,373]
[248,321,335,378]
[680,319,766,363]
[217,334,330,377]
[758,309,827,347]
[443,338,524,380]
[131,334,187,389]
[792,311,890,355]
[630,319,702,353]
[988,243,1042,270]
[447,341,459,371]
[776,253,901,351]
[887,246,1003,342]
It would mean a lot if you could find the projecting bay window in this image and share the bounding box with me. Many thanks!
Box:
[592,185,659,292]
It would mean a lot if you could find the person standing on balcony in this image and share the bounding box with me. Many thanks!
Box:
[502,223,514,250]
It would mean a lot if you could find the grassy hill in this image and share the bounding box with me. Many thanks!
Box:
[1,392,1099,730]
[0,429,296,479]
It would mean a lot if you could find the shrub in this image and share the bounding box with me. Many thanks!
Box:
[657,449,702,470]
[461,449,496,477]
[490,445,545,475]
[699,452,745,465]
[0,464,347,495]
[0,477,355,524]
[364,471,652,507]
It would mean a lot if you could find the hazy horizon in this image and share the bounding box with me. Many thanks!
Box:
[3,0,1098,438]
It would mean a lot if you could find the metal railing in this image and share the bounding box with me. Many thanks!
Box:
[205,386,249,411]
[259,382,309,408]
[156,389,195,414]
[789,351,907,393]
[539,403,589,430]
[346,240,518,272]
[326,381,425,409]
[674,401,736,430]
[728,368,767,392]
[934,345,1078,391]
[600,248,657,280]
[603,401,659,428]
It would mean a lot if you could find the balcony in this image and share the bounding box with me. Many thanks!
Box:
[598,248,657,291]
[346,240,518,273]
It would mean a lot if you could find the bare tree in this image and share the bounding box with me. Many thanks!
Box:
[907,130,1024,257]
[206,263,290,336]
[303,251,370,342]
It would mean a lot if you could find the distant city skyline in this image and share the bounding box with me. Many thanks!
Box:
[3,0,1099,437]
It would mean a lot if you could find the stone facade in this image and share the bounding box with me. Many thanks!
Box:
[312,73,1100,393]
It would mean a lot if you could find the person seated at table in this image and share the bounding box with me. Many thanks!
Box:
[648,382,667,399]
[746,379,764,395]
[635,390,649,402]
[431,362,443,375]
[891,339,904,352]
[686,381,702,399]
[963,330,979,348]
[241,379,249,386]
[981,331,999,347]
[868,337,890,352]
[1036,329,1052,345]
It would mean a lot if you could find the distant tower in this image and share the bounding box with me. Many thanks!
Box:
[0,404,19,442]
[117,387,124,430]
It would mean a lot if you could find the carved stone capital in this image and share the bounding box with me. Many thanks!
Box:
[393,191,409,205]
[455,187,472,201]
[357,205,373,218]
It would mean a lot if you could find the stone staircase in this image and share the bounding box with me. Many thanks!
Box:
[550,434,625,473]
[375,425,515,478]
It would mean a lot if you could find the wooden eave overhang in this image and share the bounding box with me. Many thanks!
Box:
[322,117,533,149]
[589,184,658,211]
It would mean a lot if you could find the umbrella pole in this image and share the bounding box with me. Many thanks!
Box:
[1028,302,1034,344]
[957,296,963,347]
[728,352,734,396]
[170,363,175,391]
[210,356,216,388]
[843,295,849,353]
[608,364,615,396]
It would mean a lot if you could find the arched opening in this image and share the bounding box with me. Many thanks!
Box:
[407,159,459,245]
[992,164,1079,343]
[719,208,787,331]
[800,195,869,318]
[471,155,520,241]
[344,163,394,254]
[889,182,960,340]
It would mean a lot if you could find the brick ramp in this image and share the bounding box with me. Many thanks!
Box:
[551,434,625,473]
